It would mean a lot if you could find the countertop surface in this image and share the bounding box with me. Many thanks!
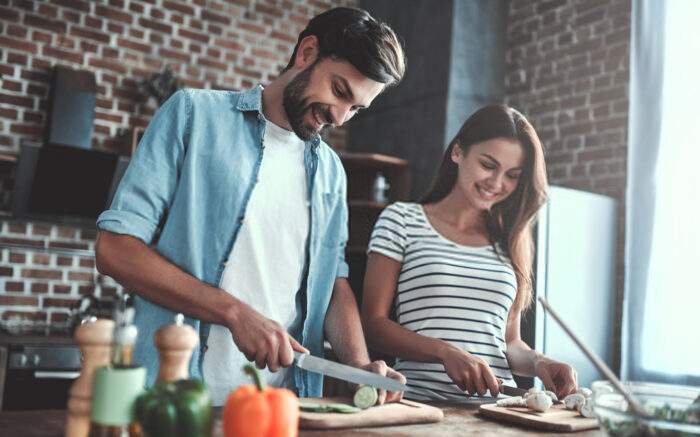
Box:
[0,403,606,436]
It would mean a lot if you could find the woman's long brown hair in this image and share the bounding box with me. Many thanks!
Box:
[422,105,548,314]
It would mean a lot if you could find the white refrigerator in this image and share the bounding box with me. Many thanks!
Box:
[520,186,618,388]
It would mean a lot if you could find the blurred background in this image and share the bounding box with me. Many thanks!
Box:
[0,0,696,411]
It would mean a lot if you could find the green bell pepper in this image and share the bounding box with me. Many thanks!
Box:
[135,379,213,437]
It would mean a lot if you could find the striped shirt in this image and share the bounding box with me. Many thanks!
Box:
[368,202,517,402]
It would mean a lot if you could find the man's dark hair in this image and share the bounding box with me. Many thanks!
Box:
[284,7,406,86]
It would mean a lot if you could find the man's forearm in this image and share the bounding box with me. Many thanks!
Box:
[323,278,371,366]
[95,231,239,328]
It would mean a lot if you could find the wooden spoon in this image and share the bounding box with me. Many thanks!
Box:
[537,296,651,419]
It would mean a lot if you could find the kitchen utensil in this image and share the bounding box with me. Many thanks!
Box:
[300,396,443,429]
[537,296,651,419]
[155,313,198,383]
[479,403,598,432]
[65,318,114,437]
[293,352,408,393]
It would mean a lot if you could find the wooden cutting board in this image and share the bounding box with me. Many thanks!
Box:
[299,397,444,429]
[478,403,599,432]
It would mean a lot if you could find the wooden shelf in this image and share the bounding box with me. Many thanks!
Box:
[348,200,388,209]
[0,153,17,163]
[338,151,408,169]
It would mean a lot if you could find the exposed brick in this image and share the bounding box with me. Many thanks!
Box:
[0,266,14,276]
[117,37,152,54]
[52,0,90,12]
[0,295,38,306]
[0,237,43,248]
[21,268,61,280]
[0,6,20,21]
[50,312,70,322]
[201,9,230,25]
[79,258,95,268]
[7,24,29,39]
[178,28,210,44]
[70,26,111,44]
[68,271,93,282]
[1,310,47,321]
[42,46,83,65]
[0,36,38,54]
[78,284,95,295]
[163,0,194,15]
[8,222,27,234]
[158,47,191,63]
[42,297,78,308]
[53,284,72,294]
[138,17,172,34]
[9,252,26,263]
[32,253,50,265]
[31,282,49,293]
[23,13,67,34]
[95,4,133,24]
[5,281,24,292]
[48,241,89,251]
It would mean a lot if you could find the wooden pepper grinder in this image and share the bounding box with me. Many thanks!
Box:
[65,317,115,437]
[154,313,198,382]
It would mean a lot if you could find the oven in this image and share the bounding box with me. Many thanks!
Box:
[0,337,81,411]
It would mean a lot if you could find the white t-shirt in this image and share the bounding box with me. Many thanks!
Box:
[203,120,309,406]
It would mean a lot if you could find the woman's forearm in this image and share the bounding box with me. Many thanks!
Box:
[363,315,455,364]
[505,338,545,377]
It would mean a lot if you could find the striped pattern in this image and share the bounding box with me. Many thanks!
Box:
[368,202,517,402]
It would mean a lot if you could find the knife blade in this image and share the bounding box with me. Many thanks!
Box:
[499,385,528,397]
[293,352,410,393]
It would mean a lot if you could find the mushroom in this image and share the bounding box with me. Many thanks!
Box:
[496,396,527,407]
[527,387,542,396]
[577,387,593,398]
[544,390,559,403]
[564,393,586,411]
[526,392,553,412]
[579,397,595,418]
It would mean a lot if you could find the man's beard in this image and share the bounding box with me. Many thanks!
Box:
[282,62,333,141]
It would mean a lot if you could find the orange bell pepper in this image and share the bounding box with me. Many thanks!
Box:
[223,364,299,437]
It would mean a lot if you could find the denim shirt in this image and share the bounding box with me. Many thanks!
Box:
[96,86,349,397]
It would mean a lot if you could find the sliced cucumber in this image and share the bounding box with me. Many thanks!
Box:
[299,401,362,414]
[353,385,378,410]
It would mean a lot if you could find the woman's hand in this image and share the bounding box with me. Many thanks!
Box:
[534,356,578,399]
[439,344,500,397]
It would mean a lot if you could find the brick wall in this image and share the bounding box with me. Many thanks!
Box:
[0,219,122,327]
[0,0,356,327]
[504,0,630,371]
[0,0,354,154]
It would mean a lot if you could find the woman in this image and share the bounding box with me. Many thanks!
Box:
[361,105,578,402]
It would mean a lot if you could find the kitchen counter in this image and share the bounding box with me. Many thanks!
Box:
[0,403,606,436]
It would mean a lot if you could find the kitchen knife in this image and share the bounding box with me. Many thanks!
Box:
[499,385,528,397]
[293,351,410,393]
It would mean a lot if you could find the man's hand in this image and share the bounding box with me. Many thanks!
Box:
[353,360,406,405]
[534,356,578,399]
[227,300,308,372]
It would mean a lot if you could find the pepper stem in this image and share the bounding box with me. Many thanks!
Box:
[243,364,267,391]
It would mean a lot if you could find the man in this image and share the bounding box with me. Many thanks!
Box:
[95,7,407,406]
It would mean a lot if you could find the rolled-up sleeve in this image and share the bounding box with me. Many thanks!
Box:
[96,90,191,245]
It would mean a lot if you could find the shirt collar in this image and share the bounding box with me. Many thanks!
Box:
[237,85,320,150]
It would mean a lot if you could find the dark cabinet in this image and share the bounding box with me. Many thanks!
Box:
[339,152,410,305]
